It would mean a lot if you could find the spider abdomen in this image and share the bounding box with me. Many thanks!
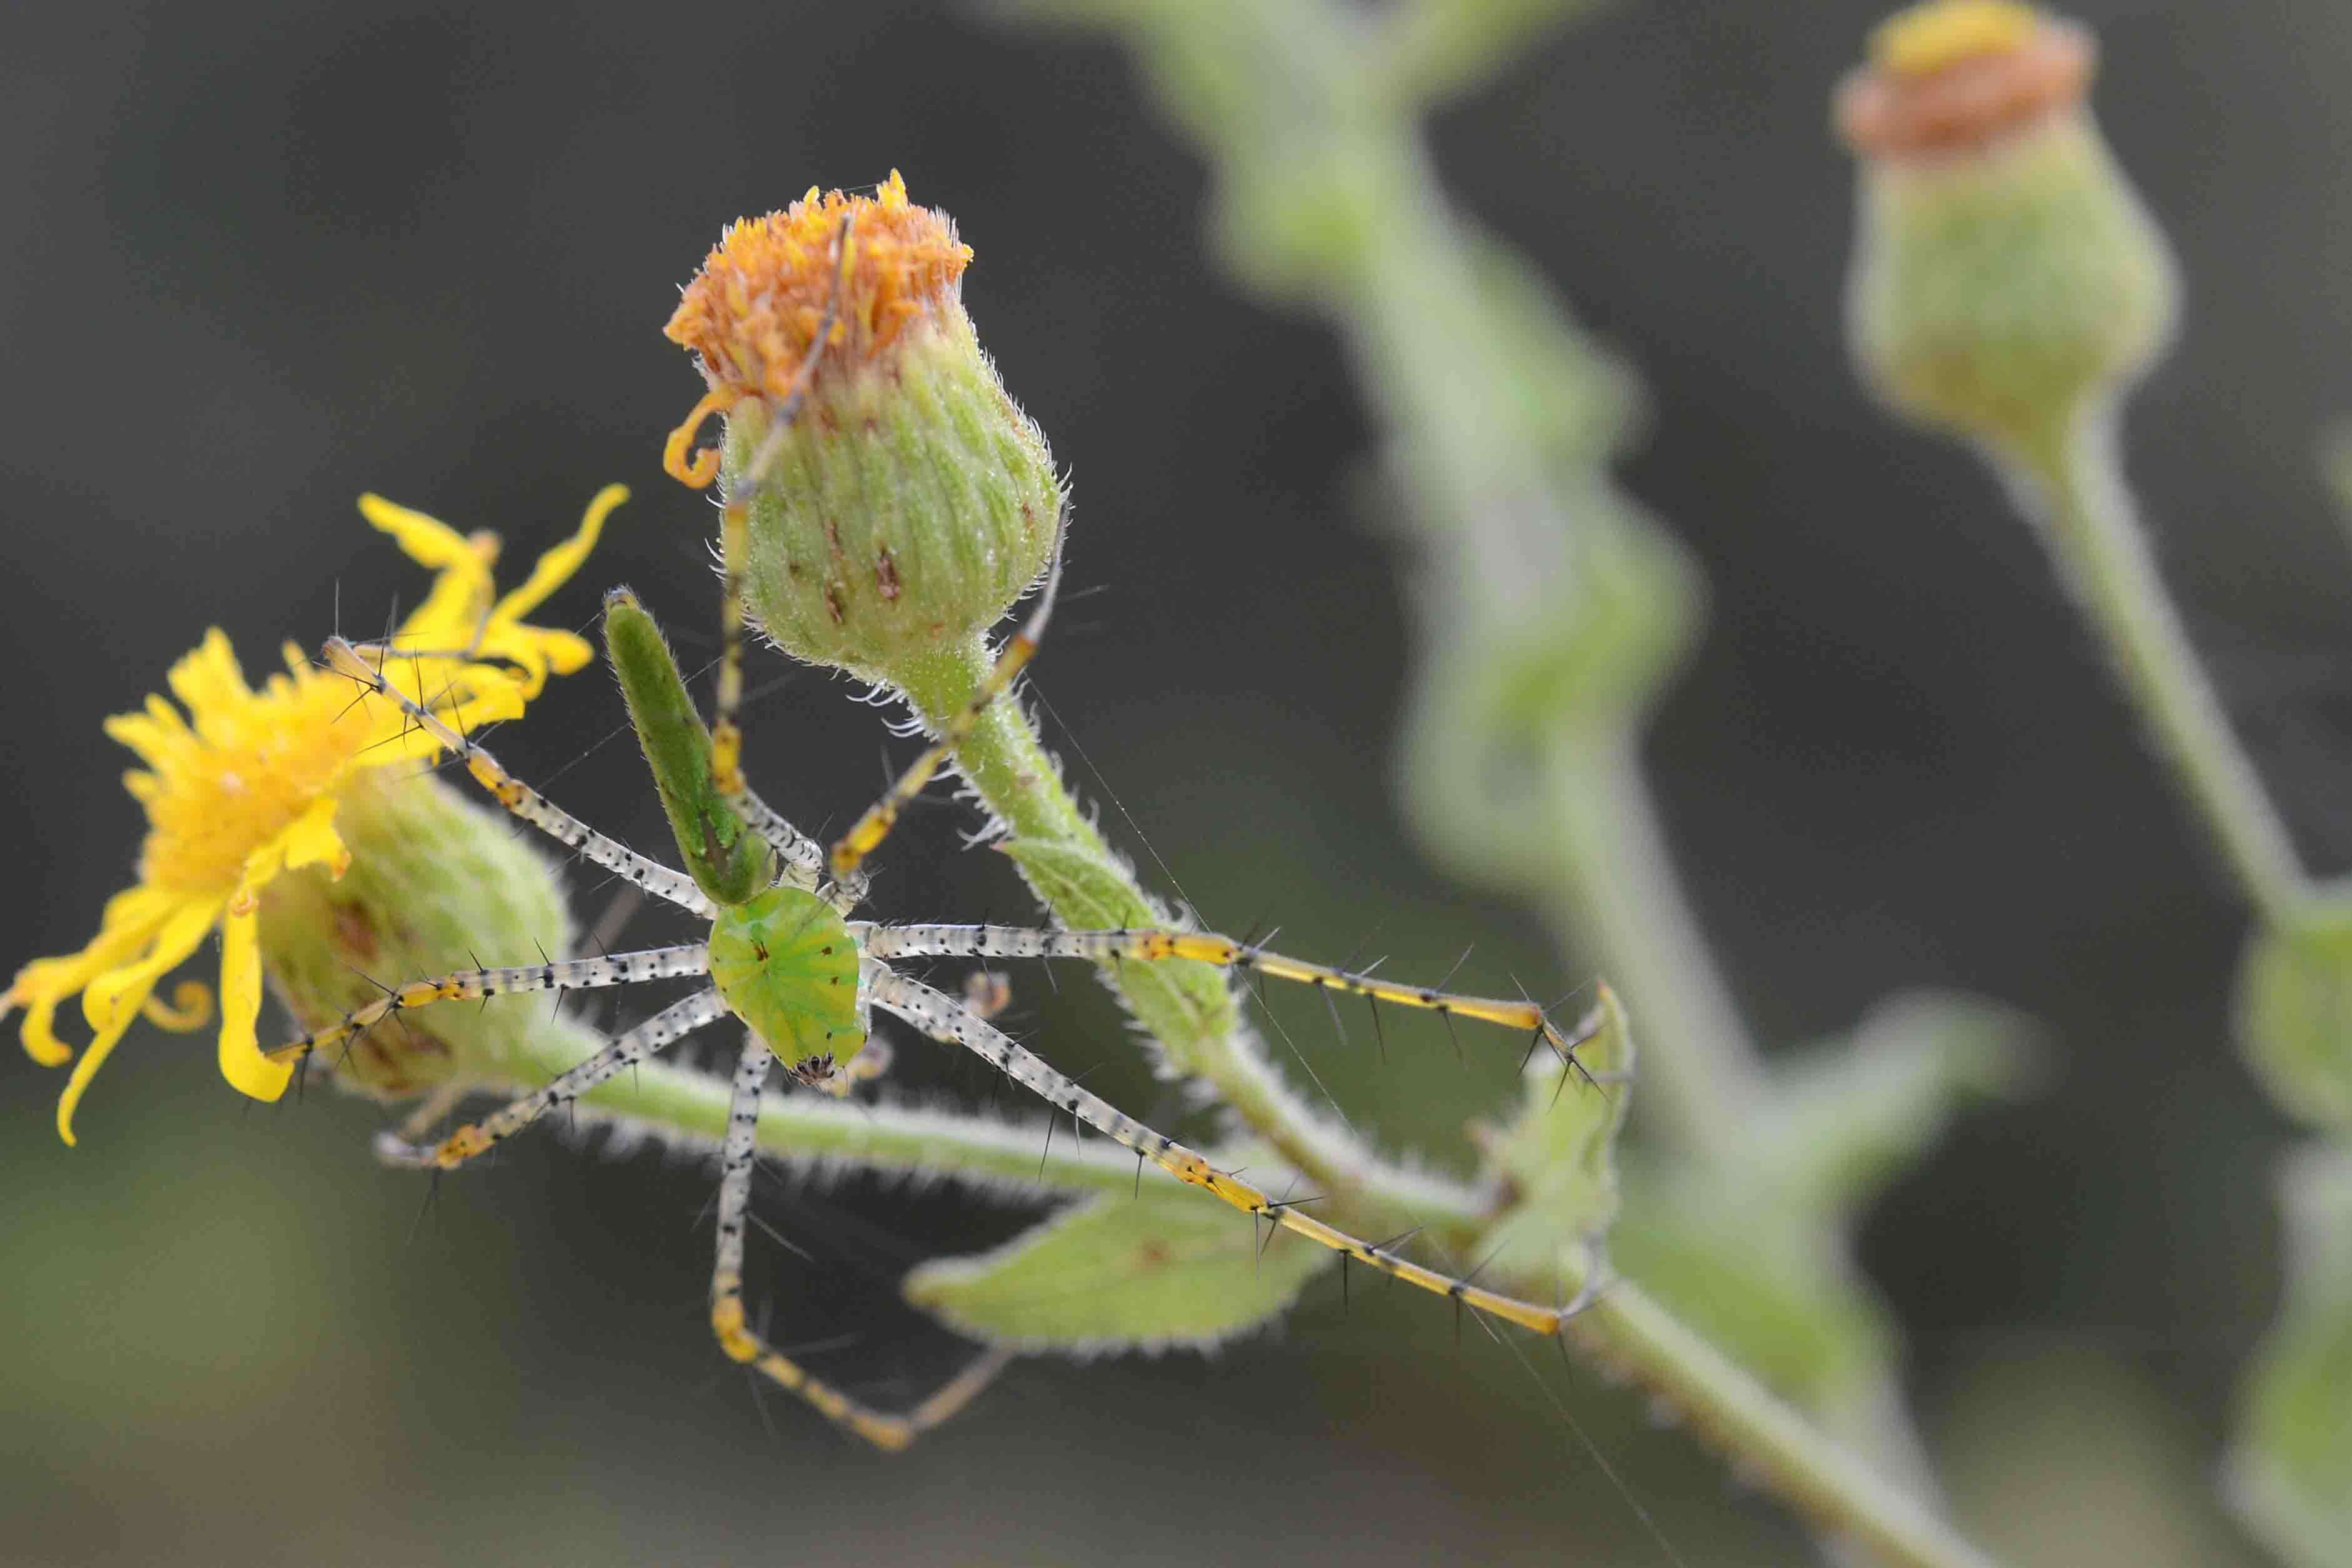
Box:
[708,886,865,1077]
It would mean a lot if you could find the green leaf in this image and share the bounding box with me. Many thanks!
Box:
[1612,991,2029,1415]
[1759,990,2036,1215]
[2228,1147,2352,1568]
[2237,900,2352,1132]
[1469,983,1633,1292]
[1369,0,1608,115]
[904,1181,1331,1355]
[1611,1170,1896,1416]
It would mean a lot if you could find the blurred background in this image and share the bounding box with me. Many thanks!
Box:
[4,2,2348,1563]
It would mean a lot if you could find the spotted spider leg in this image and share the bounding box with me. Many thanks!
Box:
[703,209,859,882]
[709,1030,1014,1451]
[324,635,830,907]
[862,963,1600,1339]
[869,923,1599,1069]
[368,988,728,1168]
[270,946,715,1072]
[324,638,715,915]
[823,544,1063,884]
[315,631,1009,1444]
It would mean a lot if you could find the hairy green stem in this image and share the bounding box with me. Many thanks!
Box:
[513,1030,1154,1197]
[1540,731,1766,1157]
[1565,1287,1998,1568]
[891,635,1476,1222]
[2006,413,2311,920]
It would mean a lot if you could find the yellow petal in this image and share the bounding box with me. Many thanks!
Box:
[224,823,299,918]
[487,484,626,626]
[13,886,183,1066]
[143,979,214,1032]
[103,712,173,768]
[164,630,251,720]
[475,626,594,698]
[359,493,477,571]
[58,898,223,1144]
[277,795,350,878]
[365,495,498,651]
[214,907,289,1103]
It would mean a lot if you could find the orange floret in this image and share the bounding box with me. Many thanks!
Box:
[663,172,972,486]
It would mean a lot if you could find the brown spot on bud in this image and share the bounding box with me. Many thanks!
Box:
[875,547,902,602]
[331,903,379,963]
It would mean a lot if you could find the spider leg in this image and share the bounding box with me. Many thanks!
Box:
[867,923,1605,1072]
[725,780,838,898]
[864,962,1593,1338]
[321,638,714,917]
[373,987,729,1170]
[701,214,867,909]
[827,541,1065,885]
[269,944,712,1071]
[393,1078,473,1143]
[710,1032,1014,1450]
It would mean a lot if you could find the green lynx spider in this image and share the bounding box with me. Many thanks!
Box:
[274,245,1603,1442]
[279,554,1602,1447]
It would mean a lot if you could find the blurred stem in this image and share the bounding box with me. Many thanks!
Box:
[1543,726,1765,1155]
[1566,1288,1996,1568]
[2004,412,2310,922]
[513,1030,1153,1196]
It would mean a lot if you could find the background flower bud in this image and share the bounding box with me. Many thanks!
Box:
[1836,2,2178,456]
[254,766,585,1097]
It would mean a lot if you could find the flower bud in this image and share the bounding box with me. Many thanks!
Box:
[1836,1,2178,456]
[254,765,582,1097]
[665,173,1063,682]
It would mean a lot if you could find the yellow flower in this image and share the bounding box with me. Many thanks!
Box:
[5,485,625,1144]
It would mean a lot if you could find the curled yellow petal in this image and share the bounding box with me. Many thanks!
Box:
[664,388,737,488]
[489,485,626,626]
[58,898,222,1145]
[366,495,501,653]
[359,493,483,572]
[13,887,183,1067]
[143,979,214,1032]
[475,626,595,700]
[214,907,289,1103]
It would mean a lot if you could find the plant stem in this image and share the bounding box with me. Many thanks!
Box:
[1566,1285,1999,1568]
[890,634,1480,1222]
[1542,726,1766,1155]
[513,1030,1155,1197]
[2008,413,2311,921]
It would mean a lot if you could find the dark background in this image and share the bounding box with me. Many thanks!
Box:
[4,3,2345,1563]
